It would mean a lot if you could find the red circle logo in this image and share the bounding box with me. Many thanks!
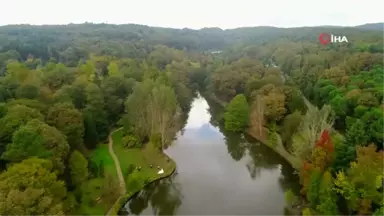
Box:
[319,33,331,45]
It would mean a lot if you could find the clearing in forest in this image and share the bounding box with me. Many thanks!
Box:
[111,129,176,190]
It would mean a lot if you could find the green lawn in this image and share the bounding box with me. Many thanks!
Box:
[79,128,176,215]
[91,144,117,177]
[111,129,176,190]
[78,144,119,215]
[77,178,106,215]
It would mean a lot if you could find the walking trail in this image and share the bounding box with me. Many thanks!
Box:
[108,128,127,195]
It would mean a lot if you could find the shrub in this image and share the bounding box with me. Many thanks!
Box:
[302,208,312,216]
[150,133,162,149]
[285,189,298,206]
[126,164,135,176]
[88,159,99,178]
[373,207,384,216]
[267,131,278,148]
[126,170,144,192]
[122,135,141,148]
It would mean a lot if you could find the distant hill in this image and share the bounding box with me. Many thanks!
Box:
[354,23,384,31]
[0,22,382,61]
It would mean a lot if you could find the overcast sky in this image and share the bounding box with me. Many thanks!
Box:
[1,0,382,29]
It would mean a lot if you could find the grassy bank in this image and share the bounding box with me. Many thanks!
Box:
[76,128,177,215]
[77,144,119,215]
[204,91,302,170]
[108,129,177,215]
[247,127,302,170]
[111,129,176,187]
[92,144,118,177]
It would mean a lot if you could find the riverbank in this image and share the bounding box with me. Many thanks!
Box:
[247,127,301,170]
[204,91,301,170]
[107,129,177,216]
[124,94,302,215]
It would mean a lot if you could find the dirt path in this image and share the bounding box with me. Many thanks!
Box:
[108,129,127,195]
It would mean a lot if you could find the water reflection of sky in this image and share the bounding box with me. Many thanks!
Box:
[166,95,291,215]
[184,95,211,129]
[130,95,299,215]
[181,95,224,142]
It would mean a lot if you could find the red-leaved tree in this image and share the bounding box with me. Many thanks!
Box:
[300,130,335,194]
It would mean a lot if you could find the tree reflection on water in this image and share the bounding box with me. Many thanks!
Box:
[121,95,300,215]
[122,174,182,215]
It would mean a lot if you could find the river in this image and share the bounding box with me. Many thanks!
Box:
[120,94,300,215]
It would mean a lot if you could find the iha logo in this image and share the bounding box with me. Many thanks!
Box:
[318,33,348,45]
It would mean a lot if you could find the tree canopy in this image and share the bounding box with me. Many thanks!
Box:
[0,22,382,215]
[224,94,250,132]
[0,158,67,215]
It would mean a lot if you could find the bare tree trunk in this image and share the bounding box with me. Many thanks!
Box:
[256,94,265,135]
[293,101,334,159]
[159,108,177,151]
[148,95,156,137]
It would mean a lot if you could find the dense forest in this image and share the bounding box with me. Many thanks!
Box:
[0,47,201,215]
[0,23,382,215]
[204,26,383,215]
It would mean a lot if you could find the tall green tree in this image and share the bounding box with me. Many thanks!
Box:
[0,105,44,154]
[334,144,383,215]
[2,119,70,173]
[83,112,98,149]
[316,171,338,215]
[2,121,48,161]
[0,158,67,215]
[41,63,75,91]
[15,84,40,99]
[151,84,179,150]
[124,79,156,140]
[101,76,134,124]
[345,119,369,147]
[260,85,287,122]
[124,80,179,148]
[84,83,109,140]
[69,150,89,186]
[332,118,369,172]
[46,103,85,150]
[224,94,250,132]
[107,61,121,77]
[281,111,302,149]
[307,168,322,208]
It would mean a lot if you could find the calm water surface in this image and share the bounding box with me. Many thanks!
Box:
[121,94,299,215]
